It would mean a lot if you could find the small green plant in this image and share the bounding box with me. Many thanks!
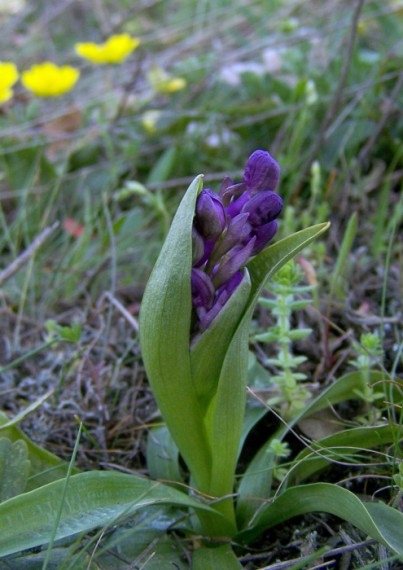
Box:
[253,259,314,417]
[350,332,384,424]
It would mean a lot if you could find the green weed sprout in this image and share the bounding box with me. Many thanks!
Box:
[350,332,384,423]
[254,259,314,417]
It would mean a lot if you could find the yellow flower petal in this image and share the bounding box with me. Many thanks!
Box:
[75,34,140,64]
[147,66,186,95]
[159,77,187,94]
[141,110,162,134]
[0,88,14,104]
[21,62,79,97]
[0,62,19,91]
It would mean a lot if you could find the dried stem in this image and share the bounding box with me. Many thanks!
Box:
[0,221,59,287]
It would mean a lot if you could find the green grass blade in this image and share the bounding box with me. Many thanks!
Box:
[330,211,358,299]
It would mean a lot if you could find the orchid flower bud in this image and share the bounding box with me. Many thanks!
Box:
[225,190,251,218]
[192,227,205,265]
[191,268,215,309]
[195,188,226,240]
[211,237,256,288]
[250,220,278,255]
[210,213,251,261]
[243,149,280,192]
[241,191,283,226]
[220,182,247,207]
[196,271,244,332]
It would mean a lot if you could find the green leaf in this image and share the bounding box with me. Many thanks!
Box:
[236,483,403,555]
[192,544,243,569]
[0,412,73,490]
[233,224,330,526]
[205,305,251,528]
[0,390,54,431]
[95,507,189,570]
[146,146,177,185]
[139,175,212,492]
[0,439,30,502]
[330,212,358,298]
[146,425,183,485]
[0,471,222,558]
[247,223,330,299]
[236,370,386,527]
[288,424,401,484]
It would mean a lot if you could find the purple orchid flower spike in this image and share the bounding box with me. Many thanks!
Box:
[243,149,280,193]
[190,149,283,333]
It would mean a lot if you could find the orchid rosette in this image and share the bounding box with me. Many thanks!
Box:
[139,150,329,534]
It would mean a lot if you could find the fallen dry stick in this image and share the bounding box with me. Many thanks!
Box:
[0,221,59,287]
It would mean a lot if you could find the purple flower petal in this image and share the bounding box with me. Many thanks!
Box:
[225,190,251,218]
[211,237,256,288]
[250,220,278,254]
[216,270,243,304]
[218,176,234,197]
[211,213,251,261]
[197,271,244,332]
[191,268,215,309]
[192,227,205,265]
[195,188,226,240]
[241,191,283,226]
[220,182,247,207]
[243,150,280,192]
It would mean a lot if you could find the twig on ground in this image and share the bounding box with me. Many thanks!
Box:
[0,221,59,287]
[97,291,139,333]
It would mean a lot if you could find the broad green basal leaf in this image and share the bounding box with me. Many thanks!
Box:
[139,175,212,491]
[0,470,223,558]
[0,439,30,502]
[190,272,251,410]
[287,423,401,484]
[236,370,388,527]
[236,483,403,555]
[192,544,243,569]
[146,425,183,485]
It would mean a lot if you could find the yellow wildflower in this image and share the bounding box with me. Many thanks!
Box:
[75,34,140,64]
[141,110,162,134]
[147,66,186,95]
[0,62,19,104]
[21,62,79,97]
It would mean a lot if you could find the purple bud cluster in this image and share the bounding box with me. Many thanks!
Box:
[191,150,283,332]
